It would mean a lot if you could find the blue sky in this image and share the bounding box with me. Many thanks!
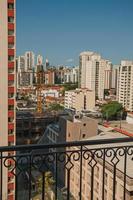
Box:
[16,0,133,66]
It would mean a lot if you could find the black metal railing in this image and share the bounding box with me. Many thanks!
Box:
[0,137,133,200]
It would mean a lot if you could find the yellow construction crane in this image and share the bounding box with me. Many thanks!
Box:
[36,68,45,114]
[18,68,45,114]
[36,72,44,114]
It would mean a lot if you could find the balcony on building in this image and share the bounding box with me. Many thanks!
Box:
[8,74,14,81]
[0,137,133,200]
[8,36,14,44]
[8,0,14,4]
[8,61,14,69]
[8,110,14,118]
[8,23,14,31]
[8,10,14,17]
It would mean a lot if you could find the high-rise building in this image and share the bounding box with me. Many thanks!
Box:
[104,61,112,90]
[0,0,16,199]
[37,54,43,65]
[25,51,35,71]
[117,60,133,111]
[45,58,49,69]
[79,51,112,100]
[17,56,25,72]
[111,65,119,95]
[17,52,35,87]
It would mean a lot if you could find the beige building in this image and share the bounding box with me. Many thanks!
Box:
[0,0,16,199]
[43,115,98,187]
[79,51,112,100]
[65,88,95,111]
[68,127,133,200]
[117,60,133,111]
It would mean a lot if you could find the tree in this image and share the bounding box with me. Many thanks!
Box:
[104,89,110,96]
[35,171,55,200]
[101,101,123,121]
[48,103,64,111]
[61,83,78,96]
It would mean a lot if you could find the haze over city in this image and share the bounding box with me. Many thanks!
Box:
[17,0,133,65]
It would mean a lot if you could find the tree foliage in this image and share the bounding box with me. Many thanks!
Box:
[101,101,123,120]
[61,83,78,96]
[48,103,64,111]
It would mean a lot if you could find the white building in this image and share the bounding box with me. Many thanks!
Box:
[117,60,133,111]
[37,54,43,65]
[63,66,79,84]
[79,51,112,100]
[17,51,35,87]
[41,89,59,98]
[25,51,35,71]
[17,56,25,72]
[111,65,119,89]
[104,61,112,90]
[65,88,95,111]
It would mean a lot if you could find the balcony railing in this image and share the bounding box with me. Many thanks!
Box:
[0,137,133,200]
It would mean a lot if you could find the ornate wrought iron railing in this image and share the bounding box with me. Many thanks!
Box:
[0,137,133,200]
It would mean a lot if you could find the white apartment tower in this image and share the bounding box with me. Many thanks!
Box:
[37,54,43,65]
[17,55,25,72]
[79,51,112,100]
[117,60,133,111]
[25,51,35,71]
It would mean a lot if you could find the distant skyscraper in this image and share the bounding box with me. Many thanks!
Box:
[117,60,133,111]
[111,65,119,94]
[0,0,16,199]
[17,55,25,72]
[104,61,112,90]
[25,51,35,71]
[45,58,49,69]
[79,51,112,100]
[37,54,43,65]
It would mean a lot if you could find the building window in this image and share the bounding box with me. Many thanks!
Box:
[8,17,14,23]
[8,30,14,36]
[8,3,14,9]
[8,56,14,61]
[105,172,108,186]
[8,43,14,49]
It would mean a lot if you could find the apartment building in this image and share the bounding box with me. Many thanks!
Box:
[42,114,98,187]
[16,51,34,87]
[0,0,16,199]
[69,128,133,200]
[117,61,133,111]
[104,61,112,90]
[37,54,43,65]
[44,70,55,85]
[65,88,95,111]
[111,65,119,91]
[79,51,112,100]
[64,67,79,83]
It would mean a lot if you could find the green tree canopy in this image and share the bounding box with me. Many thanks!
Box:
[101,101,123,120]
[48,103,64,111]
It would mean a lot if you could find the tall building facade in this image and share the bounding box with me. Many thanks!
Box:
[37,54,43,65]
[25,51,35,71]
[0,0,16,199]
[79,51,112,100]
[117,60,133,111]
[16,51,35,87]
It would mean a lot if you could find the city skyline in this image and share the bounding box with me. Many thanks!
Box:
[17,0,133,66]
